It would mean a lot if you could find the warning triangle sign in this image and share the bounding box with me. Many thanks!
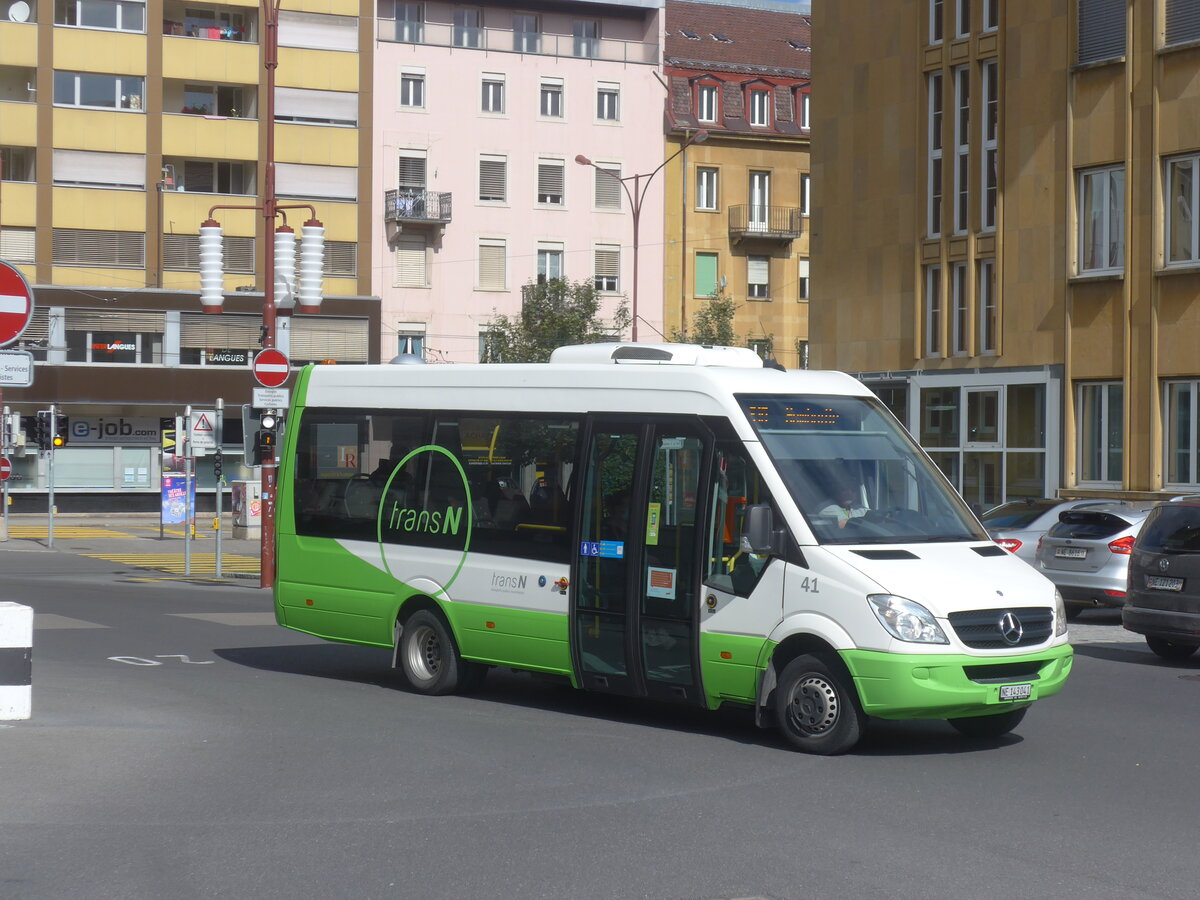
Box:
[194,413,214,432]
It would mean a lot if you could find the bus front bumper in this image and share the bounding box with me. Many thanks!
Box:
[839,643,1073,720]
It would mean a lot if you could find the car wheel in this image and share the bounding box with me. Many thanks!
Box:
[1145,637,1199,661]
[399,609,482,695]
[947,707,1027,739]
[774,653,865,755]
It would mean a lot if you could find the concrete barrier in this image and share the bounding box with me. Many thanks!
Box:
[0,602,32,720]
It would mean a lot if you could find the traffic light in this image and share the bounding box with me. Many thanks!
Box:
[34,411,52,452]
[254,409,280,466]
[52,414,69,449]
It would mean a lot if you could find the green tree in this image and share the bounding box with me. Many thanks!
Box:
[671,289,738,346]
[484,278,631,363]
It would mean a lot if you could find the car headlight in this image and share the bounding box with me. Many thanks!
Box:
[867,594,949,644]
[1054,588,1068,637]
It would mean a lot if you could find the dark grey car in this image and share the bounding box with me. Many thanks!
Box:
[1122,500,1200,660]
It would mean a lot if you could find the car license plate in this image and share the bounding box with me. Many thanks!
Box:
[999,683,1032,701]
[1055,546,1087,559]
[1146,575,1184,592]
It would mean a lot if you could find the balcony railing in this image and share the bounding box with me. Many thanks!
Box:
[384,189,452,226]
[378,19,657,65]
[728,205,803,241]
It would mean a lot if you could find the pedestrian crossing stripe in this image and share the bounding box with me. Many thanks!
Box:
[81,552,261,575]
[7,527,142,539]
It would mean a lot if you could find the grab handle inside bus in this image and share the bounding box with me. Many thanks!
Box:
[742,504,782,556]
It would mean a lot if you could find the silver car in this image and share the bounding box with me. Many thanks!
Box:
[1035,501,1162,619]
[982,498,1112,565]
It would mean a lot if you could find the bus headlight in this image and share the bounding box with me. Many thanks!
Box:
[867,594,949,644]
[1054,589,1068,637]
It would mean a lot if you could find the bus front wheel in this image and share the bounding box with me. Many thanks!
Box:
[399,609,482,696]
[774,654,865,755]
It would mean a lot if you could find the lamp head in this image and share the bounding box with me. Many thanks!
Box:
[574,154,592,166]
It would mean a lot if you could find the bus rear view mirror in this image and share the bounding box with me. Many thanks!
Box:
[742,504,780,556]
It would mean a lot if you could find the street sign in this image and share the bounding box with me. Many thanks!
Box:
[0,457,11,481]
[252,387,290,409]
[189,409,218,452]
[0,261,35,348]
[0,349,34,387]
[252,348,291,388]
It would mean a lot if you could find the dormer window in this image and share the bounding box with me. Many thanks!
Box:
[749,87,771,127]
[696,82,719,123]
[712,32,732,43]
[680,29,699,40]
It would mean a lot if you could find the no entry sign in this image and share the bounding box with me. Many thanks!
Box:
[0,457,12,481]
[0,261,35,348]
[252,348,291,388]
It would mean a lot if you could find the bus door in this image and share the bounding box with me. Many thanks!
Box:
[571,417,711,705]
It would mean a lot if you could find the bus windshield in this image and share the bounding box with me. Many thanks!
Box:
[738,394,988,545]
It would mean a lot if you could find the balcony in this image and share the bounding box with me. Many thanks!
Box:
[377,19,657,65]
[384,189,452,231]
[729,205,803,242]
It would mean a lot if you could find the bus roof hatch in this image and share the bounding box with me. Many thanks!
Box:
[550,342,767,368]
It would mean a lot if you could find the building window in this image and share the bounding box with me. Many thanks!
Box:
[478,155,506,203]
[394,236,428,288]
[177,82,247,118]
[697,83,718,123]
[928,71,943,237]
[593,163,621,210]
[1165,380,1200,485]
[279,10,353,50]
[275,87,357,126]
[53,228,145,268]
[596,82,619,121]
[1078,0,1125,65]
[749,88,771,127]
[513,13,539,52]
[53,71,145,110]
[0,147,35,182]
[981,59,998,231]
[694,251,718,297]
[953,65,970,235]
[924,264,942,357]
[53,149,145,189]
[749,170,770,231]
[56,0,145,32]
[1078,165,1124,273]
[162,158,252,194]
[1166,154,1199,264]
[537,242,564,282]
[0,227,35,264]
[162,233,254,272]
[478,238,506,291]
[453,7,482,48]
[399,72,424,109]
[397,152,426,193]
[748,256,770,299]
[540,77,563,118]
[395,328,426,359]
[800,172,810,216]
[537,158,564,206]
[955,0,970,37]
[951,261,969,355]
[978,258,997,354]
[798,90,810,129]
[796,340,810,369]
[696,167,718,211]
[481,73,504,113]
[930,0,943,44]
[1165,1,1200,46]
[573,19,598,58]
[983,0,998,32]
[396,2,423,43]
[798,258,809,301]
[594,245,619,293]
[1078,381,1123,484]
[479,327,503,362]
[747,337,773,360]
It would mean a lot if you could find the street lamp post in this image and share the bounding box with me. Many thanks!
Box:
[575,130,707,343]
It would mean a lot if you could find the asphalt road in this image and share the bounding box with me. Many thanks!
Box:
[2,541,1198,900]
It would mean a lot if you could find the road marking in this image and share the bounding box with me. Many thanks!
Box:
[170,612,277,626]
[81,552,260,575]
[7,527,141,539]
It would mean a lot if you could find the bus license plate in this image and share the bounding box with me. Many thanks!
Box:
[999,683,1032,701]
[1055,546,1087,559]
[1146,575,1184,592]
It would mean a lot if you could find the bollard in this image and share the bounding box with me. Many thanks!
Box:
[0,602,32,720]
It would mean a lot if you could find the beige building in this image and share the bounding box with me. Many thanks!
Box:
[812,0,1200,508]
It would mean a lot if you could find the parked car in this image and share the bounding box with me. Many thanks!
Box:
[1034,501,1163,619]
[982,498,1112,565]
[1122,499,1200,660]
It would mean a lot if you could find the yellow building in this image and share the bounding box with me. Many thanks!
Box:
[812,0,1200,507]
[663,0,811,368]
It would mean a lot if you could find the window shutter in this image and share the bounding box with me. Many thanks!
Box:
[478,240,506,290]
[162,234,255,273]
[594,164,621,209]
[53,149,145,188]
[275,87,357,125]
[275,163,357,200]
[694,252,717,297]
[394,236,427,287]
[290,316,369,363]
[1166,0,1200,45]
[594,245,619,288]
[180,313,261,348]
[479,156,507,201]
[65,308,166,333]
[397,154,427,190]
[0,227,35,263]
[324,241,357,277]
[278,10,357,51]
[537,160,564,203]
[52,229,145,268]
[1077,0,1125,64]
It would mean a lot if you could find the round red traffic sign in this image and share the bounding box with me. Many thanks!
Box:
[0,261,35,348]
[252,348,291,388]
[0,457,12,481]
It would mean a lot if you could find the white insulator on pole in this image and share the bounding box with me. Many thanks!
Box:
[198,220,225,314]
[274,225,297,310]
[297,218,325,314]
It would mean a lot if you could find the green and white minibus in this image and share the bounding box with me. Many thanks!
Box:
[275,343,1072,754]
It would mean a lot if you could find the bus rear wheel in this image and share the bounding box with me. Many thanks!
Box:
[399,609,482,695]
[774,654,865,755]
[947,706,1027,739]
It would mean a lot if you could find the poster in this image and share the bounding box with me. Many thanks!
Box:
[161,474,195,526]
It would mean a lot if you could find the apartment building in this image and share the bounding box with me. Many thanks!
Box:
[812,0,1200,508]
[371,0,664,362]
[0,0,379,508]
[663,0,810,366]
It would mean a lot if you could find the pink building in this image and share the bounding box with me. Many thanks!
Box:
[372,0,665,362]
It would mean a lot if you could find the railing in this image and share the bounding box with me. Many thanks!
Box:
[384,189,452,225]
[728,205,803,240]
[378,19,658,65]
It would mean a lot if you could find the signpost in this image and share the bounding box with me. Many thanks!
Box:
[252,348,290,388]
[0,262,34,349]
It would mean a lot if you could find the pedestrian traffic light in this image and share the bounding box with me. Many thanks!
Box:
[253,409,280,465]
[52,414,69,449]
[34,411,52,452]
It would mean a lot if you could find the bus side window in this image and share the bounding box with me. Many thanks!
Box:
[706,446,775,598]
